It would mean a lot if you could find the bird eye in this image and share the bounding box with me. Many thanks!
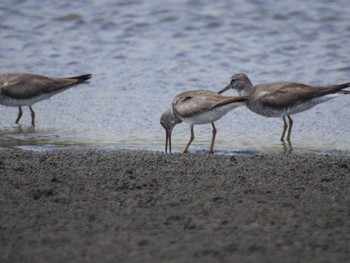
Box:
[230,79,235,84]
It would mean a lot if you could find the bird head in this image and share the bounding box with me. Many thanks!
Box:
[218,73,252,95]
[160,109,182,153]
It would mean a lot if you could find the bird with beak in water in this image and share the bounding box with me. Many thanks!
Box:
[160,90,248,153]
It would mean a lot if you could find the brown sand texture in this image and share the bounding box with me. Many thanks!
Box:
[1,149,349,262]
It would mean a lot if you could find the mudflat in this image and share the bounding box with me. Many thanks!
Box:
[1,149,349,262]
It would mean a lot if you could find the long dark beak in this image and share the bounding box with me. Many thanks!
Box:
[165,129,172,154]
[218,83,231,94]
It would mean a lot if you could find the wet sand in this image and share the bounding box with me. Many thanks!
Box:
[0,149,349,262]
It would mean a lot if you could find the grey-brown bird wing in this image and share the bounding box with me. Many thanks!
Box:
[173,90,246,118]
[254,82,334,108]
[0,73,90,99]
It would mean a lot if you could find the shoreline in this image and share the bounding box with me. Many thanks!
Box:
[1,144,350,157]
[1,149,349,262]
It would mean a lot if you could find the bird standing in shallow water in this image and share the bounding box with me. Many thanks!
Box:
[160,90,248,153]
[219,73,350,142]
[0,73,92,126]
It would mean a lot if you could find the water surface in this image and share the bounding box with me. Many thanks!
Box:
[1,0,350,154]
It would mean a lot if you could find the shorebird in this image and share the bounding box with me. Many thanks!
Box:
[218,73,350,141]
[160,90,247,153]
[0,73,92,126]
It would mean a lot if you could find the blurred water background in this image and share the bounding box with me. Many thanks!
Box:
[1,0,350,154]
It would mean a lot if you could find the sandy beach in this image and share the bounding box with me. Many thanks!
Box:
[0,149,349,262]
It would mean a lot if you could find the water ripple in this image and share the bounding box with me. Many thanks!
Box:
[0,0,350,153]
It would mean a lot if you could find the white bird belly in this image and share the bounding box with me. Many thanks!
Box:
[249,95,341,117]
[0,92,58,107]
[181,104,239,125]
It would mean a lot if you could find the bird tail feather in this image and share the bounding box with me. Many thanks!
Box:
[69,74,92,83]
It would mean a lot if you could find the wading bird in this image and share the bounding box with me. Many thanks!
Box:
[0,73,92,126]
[219,73,350,141]
[160,90,247,153]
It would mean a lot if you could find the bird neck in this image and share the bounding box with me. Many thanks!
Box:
[238,81,254,96]
[171,108,183,124]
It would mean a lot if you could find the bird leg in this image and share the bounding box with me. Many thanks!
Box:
[280,116,288,141]
[286,115,293,142]
[208,122,217,154]
[29,106,36,127]
[15,106,23,124]
[282,140,293,155]
[183,125,195,153]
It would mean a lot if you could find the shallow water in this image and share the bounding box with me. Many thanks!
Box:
[1,0,350,154]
